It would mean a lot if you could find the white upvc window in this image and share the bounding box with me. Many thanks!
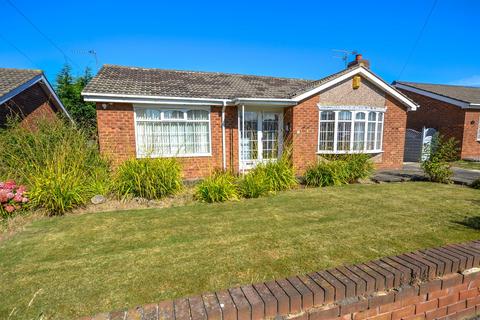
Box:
[477,116,480,141]
[318,108,385,154]
[134,106,211,157]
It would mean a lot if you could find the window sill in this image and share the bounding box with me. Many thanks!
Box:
[137,153,212,158]
[317,150,383,155]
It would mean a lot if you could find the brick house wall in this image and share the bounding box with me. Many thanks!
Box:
[461,110,480,159]
[96,103,239,180]
[0,82,59,128]
[398,89,480,159]
[97,77,411,179]
[378,94,408,169]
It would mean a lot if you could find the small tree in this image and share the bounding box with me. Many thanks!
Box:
[56,64,97,131]
[421,135,459,183]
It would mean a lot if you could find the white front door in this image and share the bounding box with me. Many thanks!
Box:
[239,110,283,171]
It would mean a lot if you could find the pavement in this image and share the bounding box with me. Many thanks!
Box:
[373,162,480,185]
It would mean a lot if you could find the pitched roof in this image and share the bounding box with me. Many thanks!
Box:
[394,81,480,105]
[83,65,313,99]
[0,68,42,100]
[0,67,73,121]
[287,67,356,98]
[83,64,418,110]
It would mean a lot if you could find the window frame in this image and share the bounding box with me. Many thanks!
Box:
[317,107,385,154]
[477,116,480,142]
[133,105,212,158]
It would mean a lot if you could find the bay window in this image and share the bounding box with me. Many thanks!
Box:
[135,107,211,157]
[318,108,385,153]
[337,111,352,151]
[318,111,335,151]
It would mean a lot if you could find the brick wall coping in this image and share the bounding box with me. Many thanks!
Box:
[82,240,480,320]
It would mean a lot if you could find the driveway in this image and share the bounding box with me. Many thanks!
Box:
[374,162,480,185]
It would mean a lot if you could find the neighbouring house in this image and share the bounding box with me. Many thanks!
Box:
[0,68,71,128]
[82,55,418,179]
[393,81,480,160]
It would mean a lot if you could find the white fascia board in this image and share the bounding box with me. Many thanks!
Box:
[0,74,73,122]
[83,94,229,106]
[82,92,298,107]
[293,67,419,111]
[82,91,229,105]
[393,83,470,109]
[232,97,296,106]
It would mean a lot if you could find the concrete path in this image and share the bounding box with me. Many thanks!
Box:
[374,162,480,185]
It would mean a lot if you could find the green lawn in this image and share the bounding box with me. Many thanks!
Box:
[1,182,480,319]
[453,160,480,171]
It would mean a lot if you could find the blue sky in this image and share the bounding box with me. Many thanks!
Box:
[1,0,479,86]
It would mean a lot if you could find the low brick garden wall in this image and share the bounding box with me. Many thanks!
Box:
[83,241,480,320]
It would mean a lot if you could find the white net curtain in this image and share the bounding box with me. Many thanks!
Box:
[135,108,210,157]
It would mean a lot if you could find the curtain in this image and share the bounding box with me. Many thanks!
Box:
[136,108,210,157]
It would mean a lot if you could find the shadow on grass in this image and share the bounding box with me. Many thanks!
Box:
[454,216,480,230]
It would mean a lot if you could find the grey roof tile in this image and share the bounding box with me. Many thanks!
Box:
[0,68,43,99]
[83,64,415,108]
[83,65,313,99]
[395,81,480,104]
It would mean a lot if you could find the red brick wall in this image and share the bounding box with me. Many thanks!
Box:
[96,103,238,180]
[0,82,59,128]
[398,89,480,159]
[96,103,137,165]
[462,110,480,159]
[86,240,480,320]
[291,94,320,173]
[376,94,408,169]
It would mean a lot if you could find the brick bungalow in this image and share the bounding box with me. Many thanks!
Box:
[0,68,71,127]
[394,82,480,160]
[82,55,418,179]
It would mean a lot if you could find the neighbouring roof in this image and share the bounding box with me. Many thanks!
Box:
[394,81,480,105]
[0,67,72,121]
[83,64,313,99]
[0,68,42,100]
[82,64,418,110]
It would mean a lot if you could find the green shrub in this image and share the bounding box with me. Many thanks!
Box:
[238,169,269,198]
[258,157,297,192]
[421,135,458,184]
[0,118,110,215]
[114,158,182,200]
[470,178,480,189]
[304,160,350,187]
[196,171,239,203]
[305,154,374,187]
[429,135,460,162]
[337,154,374,183]
[421,159,453,183]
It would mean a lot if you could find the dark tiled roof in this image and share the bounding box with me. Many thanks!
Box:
[83,65,314,99]
[287,66,358,98]
[0,68,42,99]
[396,81,480,104]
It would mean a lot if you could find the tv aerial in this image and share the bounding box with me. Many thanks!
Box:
[333,49,358,68]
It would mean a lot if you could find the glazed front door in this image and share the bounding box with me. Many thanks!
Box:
[239,110,283,171]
